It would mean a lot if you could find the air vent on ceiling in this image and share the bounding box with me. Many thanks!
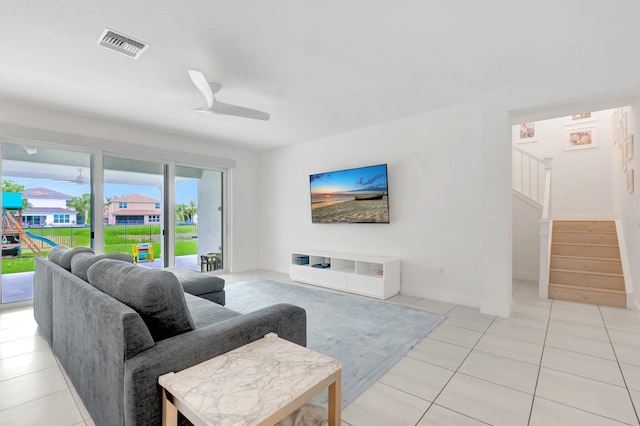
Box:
[96,28,149,59]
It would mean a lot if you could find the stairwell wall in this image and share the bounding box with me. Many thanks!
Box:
[511,110,616,282]
[612,104,640,308]
[512,194,541,280]
[512,110,615,218]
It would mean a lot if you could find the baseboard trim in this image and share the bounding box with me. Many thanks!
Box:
[402,288,480,310]
[480,300,512,318]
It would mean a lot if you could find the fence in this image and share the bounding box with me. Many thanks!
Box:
[26,226,91,249]
[26,224,163,250]
[25,224,196,251]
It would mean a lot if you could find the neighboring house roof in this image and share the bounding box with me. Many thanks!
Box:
[24,187,74,199]
[112,210,159,216]
[111,193,160,203]
[24,207,76,214]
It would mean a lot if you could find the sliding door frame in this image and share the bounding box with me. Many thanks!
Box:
[173,161,228,273]
[0,137,231,309]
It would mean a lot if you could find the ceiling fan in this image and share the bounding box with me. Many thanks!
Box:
[62,168,89,185]
[187,70,270,121]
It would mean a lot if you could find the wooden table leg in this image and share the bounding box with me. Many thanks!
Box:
[328,370,342,426]
[162,390,178,426]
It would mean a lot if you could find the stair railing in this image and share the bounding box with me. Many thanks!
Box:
[538,157,553,299]
[512,146,548,206]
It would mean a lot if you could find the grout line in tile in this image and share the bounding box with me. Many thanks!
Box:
[534,395,636,426]
[419,403,493,426]
[539,365,627,389]
[0,388,73,417]
[471,348,541,368]
[526,297,552,426]
[542,343,616,363]
[484,326,546,346]
[599,304,640,426]
[404,301,490,426]
[414,313,499,425]
[5,276,640,426]
[0,349,58,384]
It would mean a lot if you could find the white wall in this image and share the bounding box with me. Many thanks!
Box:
[259,63,640,315]
[512,194,541,281]
[513,111,615,219]
[0,101,261,273]
[30,199,67,209]
[259,100,487,308]
[612,104,640,308]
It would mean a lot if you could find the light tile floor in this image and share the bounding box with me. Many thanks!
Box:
[0,272,639,425]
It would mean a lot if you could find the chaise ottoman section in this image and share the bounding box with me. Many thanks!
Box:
[165,266,226,306]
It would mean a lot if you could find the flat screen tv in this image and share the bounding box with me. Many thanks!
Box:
[310,163,389,223]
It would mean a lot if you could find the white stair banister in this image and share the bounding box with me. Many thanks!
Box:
[512,146,553,299]
[541,157,553,220]
[512,145,549,206]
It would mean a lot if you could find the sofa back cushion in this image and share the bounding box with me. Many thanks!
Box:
[47,245,69,265]
[71,252,134,282]
[49,246,95,271]
[87,259,195,341]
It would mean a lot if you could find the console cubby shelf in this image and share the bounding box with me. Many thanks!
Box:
[290,250,400,299]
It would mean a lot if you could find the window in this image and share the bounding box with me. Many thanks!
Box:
[148,215,160,223]
[53,214,70,224]
[115,215,144,225]
[119,202,128,209]
[155,203,160,209]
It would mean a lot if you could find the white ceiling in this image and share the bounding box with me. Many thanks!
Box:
[1,1,640,151]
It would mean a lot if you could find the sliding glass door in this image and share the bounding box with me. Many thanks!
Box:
[0,143,227,307]
[103,157,165,269]
[1,142,92,305]
[174,165,223,271]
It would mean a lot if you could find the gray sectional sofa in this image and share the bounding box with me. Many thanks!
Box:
[33,247,306,426]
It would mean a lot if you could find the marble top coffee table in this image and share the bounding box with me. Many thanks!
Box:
[159,333,342,426]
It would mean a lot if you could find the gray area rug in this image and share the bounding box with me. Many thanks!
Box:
[225,279,444,406]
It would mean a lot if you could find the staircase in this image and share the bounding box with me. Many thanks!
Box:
[549,220,626,307]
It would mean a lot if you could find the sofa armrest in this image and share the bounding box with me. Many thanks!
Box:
[123,303,306,426]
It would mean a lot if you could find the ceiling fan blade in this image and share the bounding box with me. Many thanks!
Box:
[211,100,271,121]
[187,70,214,109]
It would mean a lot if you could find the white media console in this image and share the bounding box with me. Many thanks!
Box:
[289,250,400,299]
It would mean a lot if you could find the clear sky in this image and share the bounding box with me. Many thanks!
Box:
[310,164,388,195]
[6,177,198,204]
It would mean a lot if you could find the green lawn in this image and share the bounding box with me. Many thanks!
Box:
[2,225,200,274]
[1,252,42,274]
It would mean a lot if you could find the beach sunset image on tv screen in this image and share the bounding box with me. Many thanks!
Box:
[310,163,389,223]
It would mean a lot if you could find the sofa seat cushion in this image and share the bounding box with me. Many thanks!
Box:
[87,259,196,342]
[183,293,239,328]
[165,267,225,294]
[71,252,134,281]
